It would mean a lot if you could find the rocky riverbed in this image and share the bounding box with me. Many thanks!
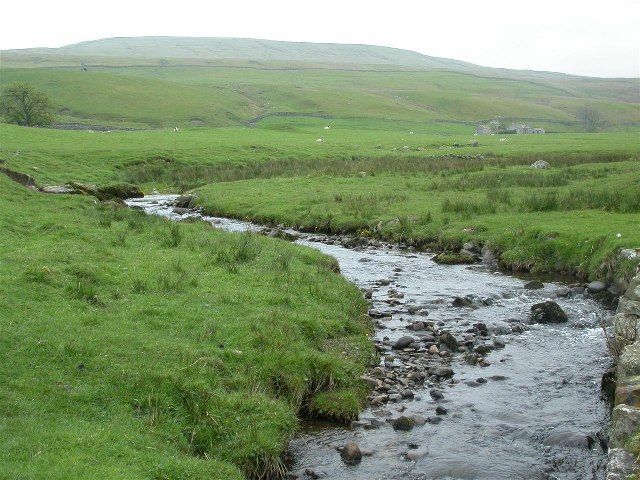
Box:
[127,195,617,480]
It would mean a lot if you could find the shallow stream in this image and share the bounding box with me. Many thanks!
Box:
[127,195,613,480]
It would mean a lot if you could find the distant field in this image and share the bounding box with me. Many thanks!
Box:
[1,121,638,282]
[1,122,638,187]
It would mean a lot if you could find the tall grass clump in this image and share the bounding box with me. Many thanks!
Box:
[164,222,183,247]
[486,188,513,206]
[519,190,560,212]
[234,232,262,262]
[435,170,571,191]
[561,188,640,213]
[441,197,497,216]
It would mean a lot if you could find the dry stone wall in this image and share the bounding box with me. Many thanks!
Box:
[608,272,640,479]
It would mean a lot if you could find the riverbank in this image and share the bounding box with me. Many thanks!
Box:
[134,195,618,479]
[0,176,375,479]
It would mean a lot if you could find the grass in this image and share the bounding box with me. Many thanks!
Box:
[0,175,373,479]
[1,121,638,189]
[191,157,640,282]
[0,55,639,477]
[2,118,637,283]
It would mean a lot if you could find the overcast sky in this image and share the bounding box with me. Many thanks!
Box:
[1,0,638,78]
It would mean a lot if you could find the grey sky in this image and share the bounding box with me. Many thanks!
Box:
[1,0,639,78]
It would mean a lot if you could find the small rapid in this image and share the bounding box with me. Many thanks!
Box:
[127,195,613,480]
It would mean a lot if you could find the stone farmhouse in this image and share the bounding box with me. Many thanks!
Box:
[510,123,546,134]
[475,122,546,135]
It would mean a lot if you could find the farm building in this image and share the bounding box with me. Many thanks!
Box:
[510,123,545,134]
[475,125,493,135]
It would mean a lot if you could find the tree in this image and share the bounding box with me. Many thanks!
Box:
[489,117,503,134]
[0,83,55,127]
[576,105,603,133]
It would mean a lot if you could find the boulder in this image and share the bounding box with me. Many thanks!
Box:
[524,280,544,290]
[432,252,476,265]
[607,448,640,479]
[40,185,76,194]
[410,415,426,426]
[615,380,640,408]
[530,160,551,169]
[429,366,454,378]
[392,416,415,431]
[174,194,194,208]
[587,281,608,294]
[95,183,144,201]
[435,406,448,415]
[340,441,362,465]
[429,390,444,401]
[619,342,640,378]
[404,447,429,461]
[462,241,481,254]
[392,336,416,350]
[410,321,427,331]
[610,404,640,448]
[530,301,568,324]
[481,246,497,263]
[360,375,381,389]
[67,182,97,195]
[452,296,476,308]
[439,331,459,351]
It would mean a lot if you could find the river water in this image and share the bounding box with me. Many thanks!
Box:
[127,195,613,480]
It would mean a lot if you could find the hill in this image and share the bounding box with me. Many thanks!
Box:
[2,36,480,70]
[1,36,639,130]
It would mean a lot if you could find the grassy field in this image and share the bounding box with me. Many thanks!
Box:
[190,157,640,281]
[1,120,637,185]
[1,120,638,283]
[0,173,374,479]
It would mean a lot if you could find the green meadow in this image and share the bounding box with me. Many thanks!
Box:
[0,173,372,479]
[1,37,639,479]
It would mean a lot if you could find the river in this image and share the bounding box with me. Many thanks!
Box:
[127,195,613,480]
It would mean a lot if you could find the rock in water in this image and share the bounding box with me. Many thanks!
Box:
[524,280,544,290]
[392,416,416,431]
[340,441,362,464]
[587,281,608,293]
[392,336,416,350]
[439,331,459,351]
[530,301,568,324]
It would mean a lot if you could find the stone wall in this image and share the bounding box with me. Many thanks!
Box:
[608,272,640,479]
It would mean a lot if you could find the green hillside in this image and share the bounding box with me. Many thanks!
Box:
[1,37,638,131]
[2,36,478,69]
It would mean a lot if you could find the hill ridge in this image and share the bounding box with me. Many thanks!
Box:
[3,36,481,71]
